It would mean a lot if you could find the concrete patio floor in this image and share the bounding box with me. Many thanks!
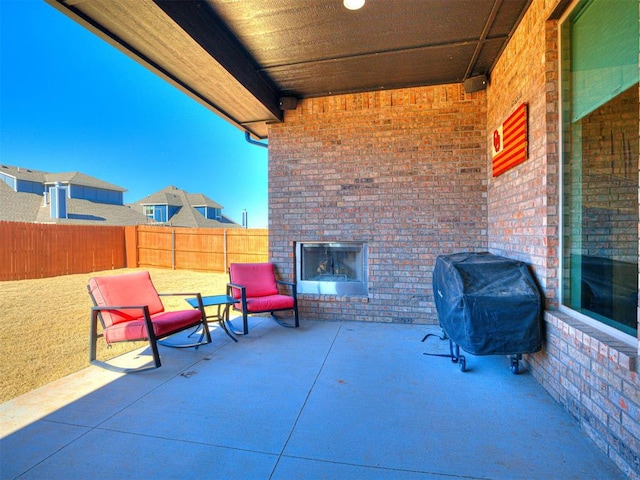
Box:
[0,317,628,480]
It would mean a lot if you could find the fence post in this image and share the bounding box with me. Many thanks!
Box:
[223,229,227,272]
[124,225,138,268]
[172,228,176,270]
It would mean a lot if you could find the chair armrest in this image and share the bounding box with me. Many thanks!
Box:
[159,293,206,318]
[91,304,149,312]
[276,280,297,297]
[91,304,153,332]
[227,282,248,311]
[227,282,246,297]
[158,292,202,298]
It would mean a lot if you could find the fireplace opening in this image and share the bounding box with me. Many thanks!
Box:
[296,242,368,295]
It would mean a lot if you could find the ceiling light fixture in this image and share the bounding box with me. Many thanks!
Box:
[343,0,365,10]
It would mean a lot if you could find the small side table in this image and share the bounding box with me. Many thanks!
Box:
[186,295,239,342]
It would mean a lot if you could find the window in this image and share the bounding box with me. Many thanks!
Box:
[143,205,169,222]
[560,0,639,337]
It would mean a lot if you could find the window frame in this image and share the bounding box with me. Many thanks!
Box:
[557,0,638,347]
[143,205,154,219]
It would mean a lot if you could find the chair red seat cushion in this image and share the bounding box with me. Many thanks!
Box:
[104,309,203,343]
[236,294,295,313]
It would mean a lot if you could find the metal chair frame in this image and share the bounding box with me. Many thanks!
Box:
[88,285,211,371]
[227,264,299,335]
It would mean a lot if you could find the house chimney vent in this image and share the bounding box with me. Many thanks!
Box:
[50,182,67,219]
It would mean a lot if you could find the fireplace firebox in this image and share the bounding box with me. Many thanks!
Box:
[296,242,368,295]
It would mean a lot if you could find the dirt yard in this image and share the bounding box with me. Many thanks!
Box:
[0,268,230,403]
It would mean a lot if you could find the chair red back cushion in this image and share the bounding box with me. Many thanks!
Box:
[229,263,279,299]
[88,271,165,327]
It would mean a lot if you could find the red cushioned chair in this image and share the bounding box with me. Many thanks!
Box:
[88,271,211,370]
[227,263,299,334]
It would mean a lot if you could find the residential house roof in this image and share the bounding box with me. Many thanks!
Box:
[0,165,126,192]
[44,171,126,192]
[0,165,47,182]
[130,186,239,228]
[0,180,147,225]
[1,166,238,227]
[0,181,44,223]
[140,186,222,208]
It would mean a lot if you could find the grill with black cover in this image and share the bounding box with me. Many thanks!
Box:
[429,252,542,373]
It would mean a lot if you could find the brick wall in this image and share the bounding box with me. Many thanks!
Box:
[266,0,638,477]
[485,0,556,304]
[269,86,487,324]
[486,0,640,477]
[530,310,639,478]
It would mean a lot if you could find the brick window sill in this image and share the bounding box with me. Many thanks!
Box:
[545,310,638,372]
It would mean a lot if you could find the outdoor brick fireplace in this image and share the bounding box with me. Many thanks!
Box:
[268,85,488,323]
[296,241,368,295]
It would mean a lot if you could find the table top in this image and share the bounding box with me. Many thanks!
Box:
[185,295,238,309]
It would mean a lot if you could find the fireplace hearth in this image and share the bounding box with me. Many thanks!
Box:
[296,242,368,295]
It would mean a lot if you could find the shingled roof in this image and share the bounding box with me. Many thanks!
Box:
[0,181,148,225]
[44,171,126,192]
[0,165,47,183]
[0,181,43,222]
[1,165,126,192]
[130,186,239,228]
[0,164,144,225]
[1,166,240,227]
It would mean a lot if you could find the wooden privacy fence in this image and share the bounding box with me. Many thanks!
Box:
[0,222,269,281]
[0,222,127,280]
[135,225,268,271]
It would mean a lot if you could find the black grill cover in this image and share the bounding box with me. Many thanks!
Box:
[433,252,542,356]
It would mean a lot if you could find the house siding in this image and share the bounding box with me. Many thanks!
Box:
[15,179,43,194]
[69,184,123,205]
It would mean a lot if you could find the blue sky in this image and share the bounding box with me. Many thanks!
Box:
[0,0,269,227]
